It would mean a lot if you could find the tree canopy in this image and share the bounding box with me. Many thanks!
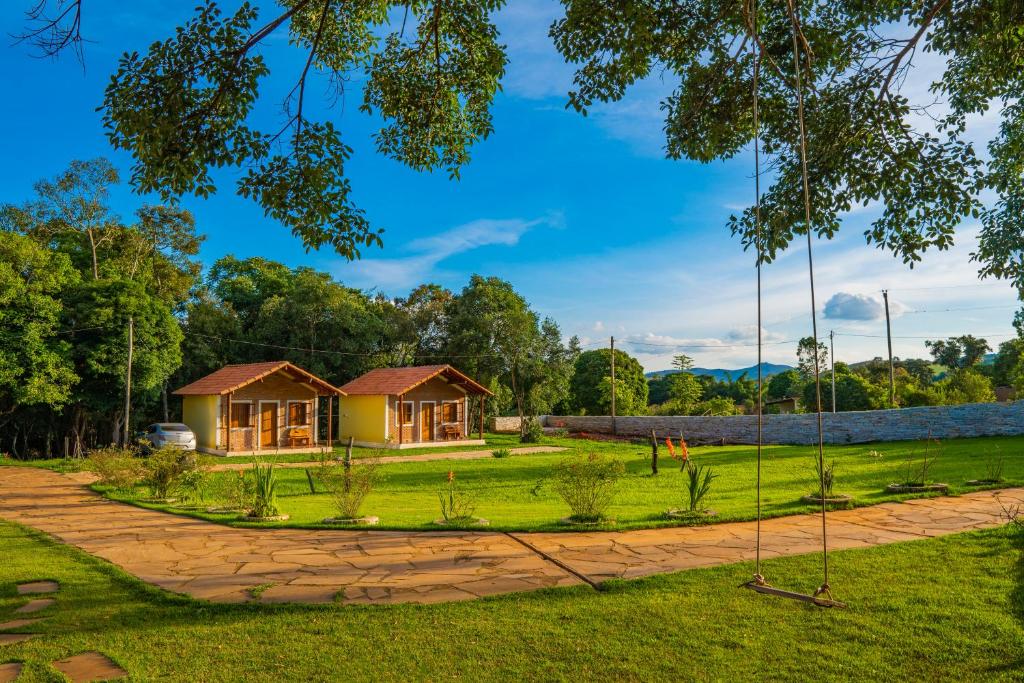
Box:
[17,1,1024,303]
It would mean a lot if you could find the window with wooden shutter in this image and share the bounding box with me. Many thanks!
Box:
[399,401,413,424]
[230,403,251,428]
[442,402,458,423]
[288,401,307,425]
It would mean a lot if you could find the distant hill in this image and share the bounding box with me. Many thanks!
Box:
[646,362,794,382]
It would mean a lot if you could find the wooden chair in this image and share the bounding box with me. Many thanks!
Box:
[442,424,462,441]
[288,427,311,447]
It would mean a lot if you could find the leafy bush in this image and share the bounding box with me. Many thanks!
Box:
[437,470,476,522]
[324,462,379,519]
[177,455,214,505]
[143,447,198,500]
[683,459,718,512]
[491,448,512,459]
[248,460,279,518]
[209,470,254,511]
[551,452,625,522]
[520,417,544,443]
[87,446,145,491]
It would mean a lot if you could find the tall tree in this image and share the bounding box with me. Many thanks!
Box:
[926,335,991,370]
[796,336,829,380]
[0,232,79,428]
[569,348,648,416]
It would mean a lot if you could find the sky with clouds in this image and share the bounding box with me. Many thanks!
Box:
[0,1,1018,372]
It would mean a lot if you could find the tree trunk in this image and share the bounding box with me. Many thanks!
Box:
[87,228,99,280]
[162,382,169,422]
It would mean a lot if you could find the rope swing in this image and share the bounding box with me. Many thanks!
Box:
[741,0,845,609]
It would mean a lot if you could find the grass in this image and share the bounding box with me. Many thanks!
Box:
[1,519,1022,681]
[97,433,1024,532]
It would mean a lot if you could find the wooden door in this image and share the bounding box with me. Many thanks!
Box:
[420,403,435,442]
[260,403,278,448]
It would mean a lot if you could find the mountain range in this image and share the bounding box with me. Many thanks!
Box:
[645,362,794,382]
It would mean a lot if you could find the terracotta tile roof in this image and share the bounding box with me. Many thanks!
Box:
[339,365,492,396]
[172,361,344,396]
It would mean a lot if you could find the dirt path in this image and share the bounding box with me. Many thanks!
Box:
[208,446,567,472]
[1,466,1019,606]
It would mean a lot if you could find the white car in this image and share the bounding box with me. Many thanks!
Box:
[141,423,196,451]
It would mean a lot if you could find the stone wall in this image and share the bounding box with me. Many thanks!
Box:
[541,401,1024,445]
[490,416,524,434]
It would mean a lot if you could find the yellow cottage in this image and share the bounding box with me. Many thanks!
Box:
[173,361,345,456]
[338,365,492,449]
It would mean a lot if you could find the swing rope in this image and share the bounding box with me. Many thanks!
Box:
[750,0,764,587]
[742,0,843,607]
[784,0,833,599]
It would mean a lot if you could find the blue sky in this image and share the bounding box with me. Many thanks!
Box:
[1,1,1018,371]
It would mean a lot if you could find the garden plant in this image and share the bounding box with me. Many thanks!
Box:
[551,452,625,523]
[324,461,379,521]
[437,470,476,523]
[248,460,280,519]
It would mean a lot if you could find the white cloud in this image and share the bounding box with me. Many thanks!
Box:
[823,292,888,321]
[337,214,560,290]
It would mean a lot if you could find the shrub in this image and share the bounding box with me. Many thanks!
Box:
[177,455,214,505]
[683,459,717,512]
[984,449,1005,483]
[324,461,379,520]
[491,448,512,459]
[520,417,544,444]
[248,459,279,518]
[551,452,625,522]
[86,446,145,491]
[143,447,198,500]
[437,470,476,522]
[209,470,254,511]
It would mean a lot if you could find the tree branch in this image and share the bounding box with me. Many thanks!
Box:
[877,0,950,103]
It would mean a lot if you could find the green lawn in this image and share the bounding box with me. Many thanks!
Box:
[1,520,1022,681]
[100,434,1024,532]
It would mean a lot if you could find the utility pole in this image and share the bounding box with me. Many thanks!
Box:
[123,316,134,446]
[882,290,895,408]
[610,336,616,434]
[830,330,836,413]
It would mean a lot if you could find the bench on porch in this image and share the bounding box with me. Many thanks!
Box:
[287,427,311,447]
[441,424,463,441]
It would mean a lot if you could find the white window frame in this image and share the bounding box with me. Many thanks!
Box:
[398,400,415,440]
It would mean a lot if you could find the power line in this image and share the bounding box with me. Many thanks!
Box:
[183,331,506,359]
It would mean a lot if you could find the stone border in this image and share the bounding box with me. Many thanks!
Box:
[886,483,949,494]
[800,494,854,506]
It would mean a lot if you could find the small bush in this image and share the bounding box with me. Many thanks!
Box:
[683,459,718,513]
[177,455,215,505]
[209,470,254,511]
[143,447,198,500]
[491,448,512,459]
[551,452,625,522]
[520,417,544,444]
[248,459,279,518]
[984,449,1005,482]
[324,462,379,519]
[87,446,145,491]
[437,470,476,522]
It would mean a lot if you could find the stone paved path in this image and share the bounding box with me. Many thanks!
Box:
[1,466,1021,606]
[208,445,567,472]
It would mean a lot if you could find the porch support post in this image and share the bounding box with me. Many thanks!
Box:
[226,391,233,454]
[398,393,404,446]
[479,394,485,439]
[326,394,333,450]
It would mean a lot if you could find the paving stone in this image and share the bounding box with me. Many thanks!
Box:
[15,581,58,595]
[14,599,55,614]
[0,634,36,646]
[0,619,43,631]
[0,662,22,683]
[52,652,128,682]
